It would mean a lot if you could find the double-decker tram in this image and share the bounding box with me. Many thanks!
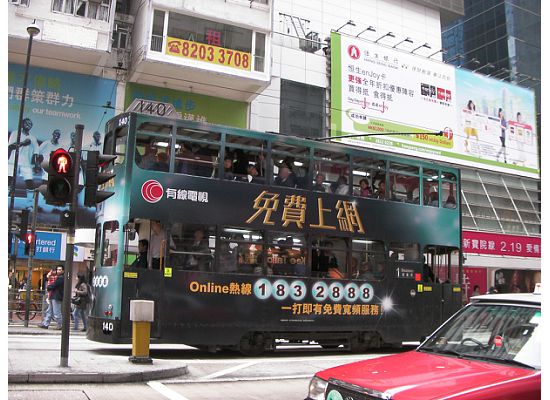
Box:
[88,110,463,354]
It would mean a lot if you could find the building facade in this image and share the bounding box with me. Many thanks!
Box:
[8,0,539,298]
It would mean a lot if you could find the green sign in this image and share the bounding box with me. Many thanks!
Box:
[125,83,247,128]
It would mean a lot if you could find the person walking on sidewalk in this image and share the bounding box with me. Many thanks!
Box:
[38,267,57,329]
[72,272,90,332]
[41,265,64,330]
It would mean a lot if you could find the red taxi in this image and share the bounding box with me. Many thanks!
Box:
[306,290,541,400]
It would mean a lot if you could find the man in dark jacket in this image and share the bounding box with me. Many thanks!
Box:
[130,239,149,268]
[44,265,64,330]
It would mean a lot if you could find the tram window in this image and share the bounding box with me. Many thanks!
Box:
[104,126,127,165]
[424,246,460,284]
[219,227,263,275]
[423,168,439,207]
[170,224,215,271]
[351,156,384,198]
[311,236,348,279]
[114,126,127,165]
[313,149,349,195]
[224,145,266,183]
[102,221,120,267]
[389,162,419,203]
[175,128,220,177]
[389,242,420,262]
[135,132,171,171]
[272,142,310,189]
[442,174,457,209]
[266,232,307,277]
[351,239,385,280]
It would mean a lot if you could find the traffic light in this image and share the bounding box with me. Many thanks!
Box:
[39,148,76,205]
[19,209,30,241]
[84,151,116,207]
[24,232,35,256]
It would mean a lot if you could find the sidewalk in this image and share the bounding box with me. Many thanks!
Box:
[8,323,189,384]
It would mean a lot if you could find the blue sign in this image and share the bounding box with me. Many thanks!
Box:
[12,231,65,260]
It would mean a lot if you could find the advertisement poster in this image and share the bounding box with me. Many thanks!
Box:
[8,64,116,226]
[124,83,248,128]
[330,33,539,178]
[455,68,538,176]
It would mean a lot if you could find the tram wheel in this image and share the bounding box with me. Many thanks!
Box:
[238,332,266,356]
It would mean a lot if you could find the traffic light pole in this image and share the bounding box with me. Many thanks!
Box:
[60,124,83,368]
[24,189,38,328]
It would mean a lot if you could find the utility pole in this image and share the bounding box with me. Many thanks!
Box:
[23,190,39,327]
[60,124,83,368]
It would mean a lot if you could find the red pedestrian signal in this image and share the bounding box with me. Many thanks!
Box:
[51,149,72,174]
[24,232,35,256]
[38,148,76,205]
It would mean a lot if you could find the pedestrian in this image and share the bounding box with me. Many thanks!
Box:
[72,272,90,332]
[8,270,18,323]
[42,265,64,330]
[38,267,57,329]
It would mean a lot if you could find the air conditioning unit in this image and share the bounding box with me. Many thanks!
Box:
[299,31,321,53]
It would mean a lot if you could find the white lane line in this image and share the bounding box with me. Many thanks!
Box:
[199,361,258,380]
[147,381,191,400]
[164,374,313,384]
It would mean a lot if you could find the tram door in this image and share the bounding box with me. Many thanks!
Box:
[121,269,164,338]
[430,247,462,324]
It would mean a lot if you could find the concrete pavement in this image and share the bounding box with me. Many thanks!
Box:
[8,323,189,384]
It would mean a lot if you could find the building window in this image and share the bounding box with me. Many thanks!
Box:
[52,0,110,22]
[280,80,324,138]
[112,22,129,49]
[151,10,266,73]
[10,0,30,6]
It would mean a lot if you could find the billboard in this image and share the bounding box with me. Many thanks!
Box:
[8,64,116,226]
[330,33,539,178]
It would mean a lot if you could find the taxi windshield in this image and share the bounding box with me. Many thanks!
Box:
[420,302,541,369]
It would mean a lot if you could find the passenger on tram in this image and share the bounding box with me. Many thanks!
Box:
[218,241,238,273]
[312,173,327,192]
[274,162,297,188]
[223,156,235,181]
[333,176,349,195]
[317,241,339,277]
[153,152,169,172]
[357,178,371,197]
[444,195,456,209]
[357,261,376,280]
[149,220,176,270]
[247,163,265,184]
[185,229,212,271]
[138,145,158,170]
[373,180,386,199]
[130,239,149,269]
[373,262,385,280]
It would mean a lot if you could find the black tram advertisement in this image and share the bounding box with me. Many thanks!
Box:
[88,111,462,354]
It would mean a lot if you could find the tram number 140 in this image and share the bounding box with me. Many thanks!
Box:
[102,321,114,334]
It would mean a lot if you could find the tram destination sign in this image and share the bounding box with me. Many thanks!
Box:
[126,98,181,118]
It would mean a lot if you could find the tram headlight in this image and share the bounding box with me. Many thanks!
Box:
[308,376,328,400]
[381,296,394,312]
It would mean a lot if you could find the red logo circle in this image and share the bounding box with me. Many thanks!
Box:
[141,180,164,203]
[443,127,454,140]
[348,45,360,60]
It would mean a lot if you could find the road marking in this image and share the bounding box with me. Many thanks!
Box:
[199,361,258,380]
[165,374,313,384]
[148,381,191,400]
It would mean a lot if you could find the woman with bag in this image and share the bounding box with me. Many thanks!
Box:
[72,272,89,332]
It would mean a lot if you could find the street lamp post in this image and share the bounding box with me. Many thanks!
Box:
[8,21,40,261]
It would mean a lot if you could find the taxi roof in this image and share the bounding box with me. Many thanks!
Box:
[470,292,541,306]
